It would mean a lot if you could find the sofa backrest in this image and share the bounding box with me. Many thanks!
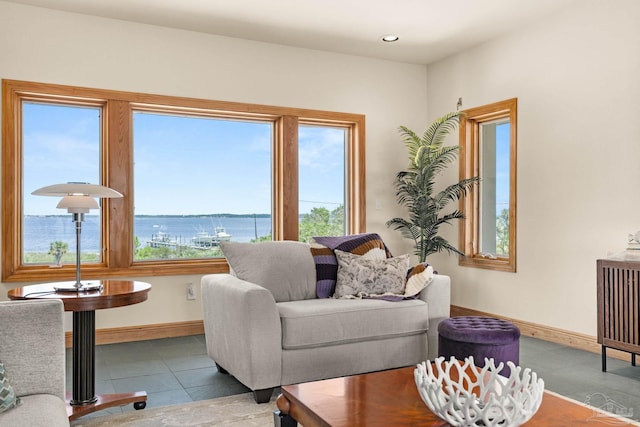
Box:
[220,240,317,302]
[0,299,66,399]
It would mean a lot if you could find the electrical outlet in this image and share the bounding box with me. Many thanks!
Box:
[186,282,196,300]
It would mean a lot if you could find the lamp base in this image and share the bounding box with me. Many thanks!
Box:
[54,282,103,292]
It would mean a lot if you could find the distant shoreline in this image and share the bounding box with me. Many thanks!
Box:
[25,213,272,218]
[23,214,274,253]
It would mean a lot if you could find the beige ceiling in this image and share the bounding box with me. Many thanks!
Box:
[6,0,576,64]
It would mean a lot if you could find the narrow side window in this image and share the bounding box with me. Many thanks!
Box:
[459,98,517,272]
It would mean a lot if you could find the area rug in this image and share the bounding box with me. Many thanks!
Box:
[70,393,276,427]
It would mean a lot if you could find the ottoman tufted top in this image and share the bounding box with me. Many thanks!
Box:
[438,316,520,345]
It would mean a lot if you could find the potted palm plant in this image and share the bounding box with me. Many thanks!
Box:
[387,111,479,263]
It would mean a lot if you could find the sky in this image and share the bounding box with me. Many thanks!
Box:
[495,122,511,211]
[23,102,346,216]
[23,101,505,217]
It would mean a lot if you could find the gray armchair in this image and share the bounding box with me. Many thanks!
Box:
[201,240,451,403]
[0,299,69,427]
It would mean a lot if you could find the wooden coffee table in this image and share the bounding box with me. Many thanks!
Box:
[275,366,639,426]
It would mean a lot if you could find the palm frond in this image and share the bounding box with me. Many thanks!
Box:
[421,111,463,150]
[429,236,465,257]
[398,126,423,164]
[386,218,420,243]
[433,177,479,207]
[417,145,460,173]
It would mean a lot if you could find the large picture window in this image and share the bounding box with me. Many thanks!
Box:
[459,98,517,272]
[2,80,365,281]
[132,110,273,261]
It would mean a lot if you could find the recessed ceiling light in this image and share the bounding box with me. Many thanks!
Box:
[381,35,399,43]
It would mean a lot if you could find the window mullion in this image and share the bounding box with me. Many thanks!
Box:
[278,115,299,241]
[106,99,132,268]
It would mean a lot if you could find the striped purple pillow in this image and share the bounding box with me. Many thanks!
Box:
[309,233,392,298]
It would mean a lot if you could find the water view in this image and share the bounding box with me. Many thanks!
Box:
[24,215,273,253]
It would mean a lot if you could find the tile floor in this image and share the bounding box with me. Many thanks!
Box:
[67,334,640,421]
[519,336,640,421]
[66,334,251,419]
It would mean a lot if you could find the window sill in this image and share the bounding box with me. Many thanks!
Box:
[458,255,516,273]
[2,259,230,282]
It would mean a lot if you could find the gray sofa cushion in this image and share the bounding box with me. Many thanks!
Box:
[220,240,317,302]
[0,394,69,427]
[277,298,429,349]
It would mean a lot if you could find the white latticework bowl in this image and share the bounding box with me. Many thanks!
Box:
[414,356,545,427]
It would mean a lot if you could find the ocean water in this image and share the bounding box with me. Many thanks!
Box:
[23,215,273,253]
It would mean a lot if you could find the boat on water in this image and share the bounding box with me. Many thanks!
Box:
[191,226,232,248]
[147,231,183,249]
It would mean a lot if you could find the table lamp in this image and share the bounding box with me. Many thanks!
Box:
[31,182,123,292]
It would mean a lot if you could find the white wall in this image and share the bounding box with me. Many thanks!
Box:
[426,0,640,336]
[0,2,427,329]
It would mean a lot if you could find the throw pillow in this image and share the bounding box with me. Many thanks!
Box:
[334,249,410,298]
[404,262,434,297]
[0,362,20,414]
[310,233,392,298]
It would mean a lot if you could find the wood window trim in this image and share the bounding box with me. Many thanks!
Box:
[458,98,517,272]
[2,79,366,282]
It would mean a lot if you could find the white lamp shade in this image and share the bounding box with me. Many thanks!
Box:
[32,182,122,198]
[56,195,99,214]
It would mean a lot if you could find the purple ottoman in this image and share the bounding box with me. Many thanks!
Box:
[438,316,520,376]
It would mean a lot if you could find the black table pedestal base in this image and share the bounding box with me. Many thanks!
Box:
[72,310,96,405]
[66,310,147,420]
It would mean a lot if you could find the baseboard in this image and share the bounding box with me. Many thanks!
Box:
[450,305,633,362]
[64,320,204,348]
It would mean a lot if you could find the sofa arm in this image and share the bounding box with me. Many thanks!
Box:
[419,274,451,360]
[201,274,282,390]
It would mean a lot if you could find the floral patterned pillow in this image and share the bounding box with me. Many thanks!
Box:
[334,249,410,298]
